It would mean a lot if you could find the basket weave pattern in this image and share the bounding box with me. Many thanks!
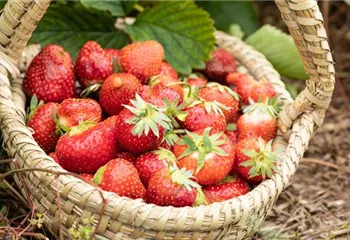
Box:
[0,0,334,239]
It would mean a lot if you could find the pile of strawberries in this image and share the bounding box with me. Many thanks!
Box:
[24,40,281,207]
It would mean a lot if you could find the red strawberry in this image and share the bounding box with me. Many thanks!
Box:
[56,98,102,131]
[235,137,280,185]
[94,158,146,199]
[237,99,279,141]
[115,94,171,154]
[115,152,137,164]
[203,48,236,84]
[174,128,235,185]
[75,41,113,88]
[99,73,141,116]
[201,175,250,204]
[149,74,184,98]
[119,40,164,84]
[23,44,75,103]
[27,99,59,153]
[80,173,94,184]
[135,148,177,187]
[183,102,227,132]
[185,73,208,88]
[146,166,200,207]
[48,152,59,164]
[225,124,238,145]
[56,122,119,173]
[226,73,276,104]
[159,62,178,80]
[105,48,120,62]
[198,82,239,122]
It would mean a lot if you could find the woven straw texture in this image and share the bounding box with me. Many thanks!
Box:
[0,0,334,239]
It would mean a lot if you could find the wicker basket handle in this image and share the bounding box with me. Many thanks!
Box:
[0,0,334,133]
[275,0,335,133]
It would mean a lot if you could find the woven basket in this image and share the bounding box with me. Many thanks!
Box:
[0,0,334,239]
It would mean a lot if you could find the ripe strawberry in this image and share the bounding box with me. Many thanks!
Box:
[159,62,178,80]
[80,173,94,184]
[235,137,280,185]
[23,44,75,103]
[149,74,184,98]
[201,175,250,204]
[174,128,235,185]
[138,84,183,107]
[225,123,238,145]
[94,158,146,199]
[115,94,171,154]
[119,40,164,84]
[56,98,102,132]
[226,73,276,104]
[185,73,208,88]
[198,82,239,122]
[135,148,177,187]
[48,152,59,164]
[237,99,280,141]
[203,48,236,84]
[115,152,137,164]
[105,48,120,62]
[56,121,119,173]
[146,166,200,207]
[183,102,227,132]
[27,99,59,153]
[75,41,113,88]
[99,73,141,116]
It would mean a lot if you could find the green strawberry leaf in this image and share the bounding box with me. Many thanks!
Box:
[245,25,309,80]
[229,24,245,39]
[196,1,258,36]
[80,0,137,16]
[29,3,129,59]
[125,1,216,74]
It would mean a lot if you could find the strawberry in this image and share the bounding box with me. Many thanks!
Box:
[56,98,102,132]
[185,73,208,88]
[203,48,236,84]
[201,175,250,204]
[56,121,119,173]
[99,73,141,116]
[23,44,75,103]
[183,102,227,132]
[135,148,177,187]
[75,41,113,88]
[27,98,60,153]
[105,48,120,62]
[94,158,146,199]
[146,166,200,207]
[159,62,178,80]
[235,137,280,185]
[115,152,137,164]
[115,94,172,154]
[80,173,94,184]
[48,152,59,164]
[237,98,280,141]
[198,82,239,122]
[138,84,183,107]
[226,73,276,104]
[174,128,235,185]
[225,124,238,145]
[119,40,164,84]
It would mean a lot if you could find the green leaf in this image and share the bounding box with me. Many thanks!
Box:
[81,0,137,17]
[125,1,215,74]
[229,24,244,39]
[30,3,129,59]
[0,1,7,10]
[196,1,258,36]
[246,25,309,80]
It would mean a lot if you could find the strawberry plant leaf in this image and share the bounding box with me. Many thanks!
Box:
[80,0,137,16]
[29,3,129,59]
[246,25,309,80]
[125,1,215,74]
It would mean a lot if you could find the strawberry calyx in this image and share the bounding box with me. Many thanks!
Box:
[124,94,172,137]
[169,166,201,191]
[163,98,188,128]
[162,129,185,147]
[206,82,239,101]
[67,120,96,137]
[153,147,178,166]
[226,123,236,131]
[193,188,208,206]
[93,164,107,185]
[178,128,229,173]
[80,83,102,98]
[241,138,281,179]
[27,95,44,121]
[190,98,231,117]
[243,96,281,117]
[217,175,236,184]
